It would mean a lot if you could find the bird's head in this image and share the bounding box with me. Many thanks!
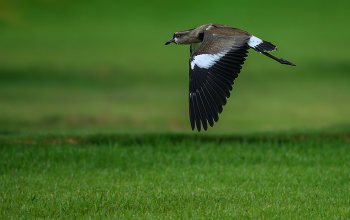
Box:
[165,30,201,45]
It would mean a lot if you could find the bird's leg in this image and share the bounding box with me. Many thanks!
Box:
[261,51,296,66]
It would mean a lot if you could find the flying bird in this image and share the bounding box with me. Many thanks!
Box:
[165,23,295,132]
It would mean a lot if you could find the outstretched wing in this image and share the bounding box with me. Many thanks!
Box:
[189,32,250,131]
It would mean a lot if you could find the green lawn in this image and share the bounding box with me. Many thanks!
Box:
[0,0,349,134]
[1,0,350,219]
[1,133,350,219]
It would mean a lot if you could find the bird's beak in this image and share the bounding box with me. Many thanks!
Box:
[165,38,175,45]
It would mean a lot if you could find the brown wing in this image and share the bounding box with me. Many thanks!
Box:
[189,32,250,131]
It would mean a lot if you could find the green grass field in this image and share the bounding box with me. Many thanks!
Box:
[1,133,350,219]
[1,0,350,219]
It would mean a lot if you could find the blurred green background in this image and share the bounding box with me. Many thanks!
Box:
[0,0,349,134]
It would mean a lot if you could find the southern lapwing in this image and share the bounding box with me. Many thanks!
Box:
[165,23,295,132]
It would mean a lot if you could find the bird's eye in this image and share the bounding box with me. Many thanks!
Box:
[176,34,181,38]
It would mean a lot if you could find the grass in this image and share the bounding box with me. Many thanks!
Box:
[1,1,350,219]
[1,132,350,219]
[0,1,349,134]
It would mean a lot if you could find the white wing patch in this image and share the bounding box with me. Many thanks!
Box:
[206,25,213,31]
[191,50,229,70]
[248,35,263,48]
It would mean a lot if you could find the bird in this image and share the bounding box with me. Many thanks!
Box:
[165,23,295,132]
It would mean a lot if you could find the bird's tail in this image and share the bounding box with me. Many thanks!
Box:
[248,36,296,66]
